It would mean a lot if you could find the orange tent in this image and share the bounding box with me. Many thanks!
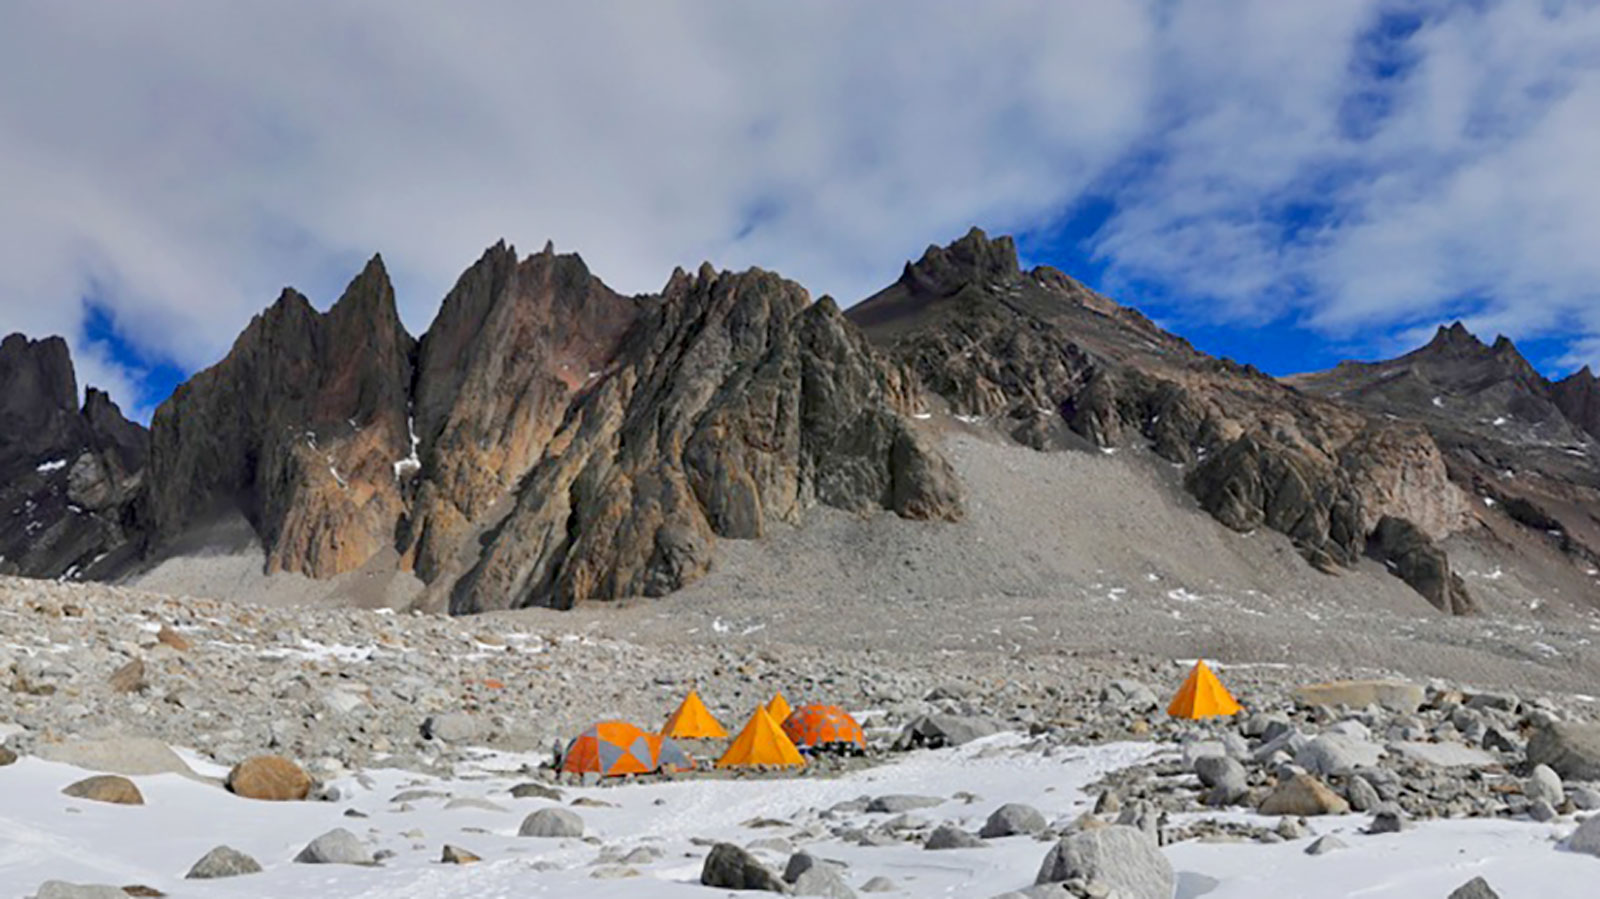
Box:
[781,704,866,752]
[716,707,805,769]
[662,690,727,739]
[563,721,657,776]
[1167,660,1242,719]
[765,692,792,724]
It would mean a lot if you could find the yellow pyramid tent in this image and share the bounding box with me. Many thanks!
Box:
[1167,659,1242,719]
[765,691,792,724]
[716,707,806,769]
[661,690,727,739]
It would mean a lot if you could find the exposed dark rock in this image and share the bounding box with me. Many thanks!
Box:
[1367,516,1475,614]
[145,256,416,578]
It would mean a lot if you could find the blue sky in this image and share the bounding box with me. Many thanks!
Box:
[3,2,1599,419]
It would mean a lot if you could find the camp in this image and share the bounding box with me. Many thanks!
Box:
[781,703,866,753]
[662,689,727,739]
[716,706,805,769]
[765,691,792,724]
[1167,659,1242,719]
[563,721,695,776]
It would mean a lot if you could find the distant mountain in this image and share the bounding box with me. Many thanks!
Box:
[0,334,146,579]
[5,230,1598,615]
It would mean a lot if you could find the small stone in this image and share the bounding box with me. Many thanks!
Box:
[33,883,129,899]
[1571,814,1600,856]
[1367,803,1405,834]
[866,794,944,813]
[792,865,857,898]
[155,626,191,651]
[1528,799,1557,822]
[861,876,897,892]
[441,844,481,864]
[185,846,263,879]
[294,828,375,865]
[1447,876,1501,899]
[1304,835,1347,856]
[925,824,987,849]
[107,659,147,694]
[61,775,143,805]
[227,756,312,801]
[510,782,564,801]
[519,808,584,838]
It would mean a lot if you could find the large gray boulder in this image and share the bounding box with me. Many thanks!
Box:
[34,735,204,781]
[1292,680,1424,714]
[1100,680,1159,713]
[980,803,1048,838]
[701,843,787,892]
[867,794,945,813]
[33,884,129,899]
[897,714,1001,749]
[1294,734,1382,777]
[422,712,483,743]
[519,807,584,838]
[1194,755,1248,806]
[1035,825,1174,899]
[186,845,263,879]
[294,828,374,865]
[792,864,857,898]
[925,824,987,850]
[1528,722,1600,781]
[1447,877,1500,899]
[1568,813,1600,857]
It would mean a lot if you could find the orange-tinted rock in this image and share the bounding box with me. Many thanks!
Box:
[226,756,312,801]
[62,774,144,805]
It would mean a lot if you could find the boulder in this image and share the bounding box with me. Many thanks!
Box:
[441,844,482,864]
[519,807,584,838]
[34,736,201,780]
[1035,825,1175,899]
[897,714,1000,749]
[33,883,129,899]
[1528,722,1600,782]
[185,845,263,879]
[61,774,143,805]
[1367,803,1405,834]
[925,824,987,850]
[1368,515,1475,614]
[1099,680,1158,713]
[421,712,483,743]
[867,794,945,813]
[1389,741,1495,768]
[226,756,311,801]
[1527,764,1565,807]
[792,865,857,898]
[701,843,787,892]
[1295,734,1382,776]
[1346,774,1380,812]
[1292,680,1424,714]
[1304,835,1347,856]
[510,782,564,801]
[1568,813,1600,857]
[1447,877,1500,899]
[107,658,147,694]
[980,803,1048,838]
[0,745,16,766]
[1258,774,1350,816]
[861,877,896,893]
[294,828,375,865]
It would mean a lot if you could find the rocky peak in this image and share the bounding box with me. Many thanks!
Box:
[898,227,1020,297]
[0,333,79,440]
[1552,364,1600,442]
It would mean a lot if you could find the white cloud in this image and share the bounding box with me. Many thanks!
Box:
[3,0,1600,421]
[0,0,1156,416]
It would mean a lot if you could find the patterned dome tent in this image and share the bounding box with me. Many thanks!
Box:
[645,733,695,773]
[782,704,866,753]
[562,721,657,777]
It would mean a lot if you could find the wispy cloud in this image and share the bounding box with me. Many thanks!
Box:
[2,1,1598,418]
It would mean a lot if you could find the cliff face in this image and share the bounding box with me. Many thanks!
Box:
[0,334,147,579]
[144,256,416,577]
[850,228,1475,612]
[447,263,962,613]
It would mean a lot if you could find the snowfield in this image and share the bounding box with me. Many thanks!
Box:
[2,735,1595,898]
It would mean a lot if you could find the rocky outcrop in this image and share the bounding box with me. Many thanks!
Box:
[1368,516,1475,614]
[399,242,638,582]
[850,229,1475,612]
[144,256,415,577]
[0,334,147,579]
[448,264,961,612]
[1551,366,1600,442]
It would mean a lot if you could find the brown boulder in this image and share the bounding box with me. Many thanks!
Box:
[62,774,144,805]
[441,844,482,864]
[0,745,17,766]
[155,626,191,651]
[1258,774,1349,816]
[225,755,312,801]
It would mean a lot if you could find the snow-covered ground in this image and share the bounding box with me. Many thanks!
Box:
[1,735,1593,897]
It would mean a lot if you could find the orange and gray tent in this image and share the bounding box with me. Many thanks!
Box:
[765,692,792,724]
[563,721,667,776]
[1167,660,1242,719]
[781,704,866,752]
[643,733,695,773]
[662,690,727,739]
[716,707,806,769]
